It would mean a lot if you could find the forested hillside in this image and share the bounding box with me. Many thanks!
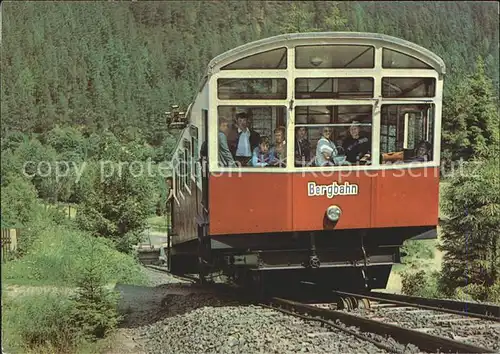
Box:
[1,1,498,143]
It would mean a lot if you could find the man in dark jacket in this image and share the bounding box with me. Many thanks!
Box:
[228,111,260,166]
[294,126,311,166]
[342,121,370,164]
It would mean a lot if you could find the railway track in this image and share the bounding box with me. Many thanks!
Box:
[264,297,497,353]
[326,290,500,352]
[333,289,500,321]
[140,266,499,352]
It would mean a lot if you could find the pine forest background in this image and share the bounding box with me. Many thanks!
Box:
[1,1,499,143]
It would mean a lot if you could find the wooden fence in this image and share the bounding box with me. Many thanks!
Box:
[1,228,19,262]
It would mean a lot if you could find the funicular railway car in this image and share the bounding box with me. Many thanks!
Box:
[166,32,445,291]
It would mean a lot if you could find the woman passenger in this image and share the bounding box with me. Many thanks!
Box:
[315,126,338,166]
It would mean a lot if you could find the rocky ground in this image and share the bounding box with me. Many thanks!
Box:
[107,267,402,354]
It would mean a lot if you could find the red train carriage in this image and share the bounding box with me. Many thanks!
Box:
[166,32,445,290]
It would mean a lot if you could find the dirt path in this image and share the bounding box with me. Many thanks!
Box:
[101,267,196,354]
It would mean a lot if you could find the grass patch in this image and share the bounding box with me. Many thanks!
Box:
[2,290,80,353]
[147,215,170,232]
[2,223,147,287]
[2,270,123,354]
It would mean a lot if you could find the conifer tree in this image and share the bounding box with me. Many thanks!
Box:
[442,57,499,164]
[439,151,500,297]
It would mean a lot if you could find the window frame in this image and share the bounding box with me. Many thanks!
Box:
[214,104,290,170]
[183,139,192,192]
[221,47,288,70]
[209,41,442,173]
[382,48,433,69]
[382,77,436,98]
[217,78,288,100]
[293,103,374,168]
[190,125,199,183]
[295,44,376,69]
[295,77,375,99]
[379,103,436,164]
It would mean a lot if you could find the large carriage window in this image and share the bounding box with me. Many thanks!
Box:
[179,150,187,188]
[295,78,374,99]
[184,140,192,186]
[380,104,435,164]
[175,165,182,198]
[218,79,287,99]
[295,45,374,68]
[190,125,199,180]
[382,78,435,98]
[382,49,432,69]
[222,47,287,70]
[295,105,372,167]
[216,106,287,168]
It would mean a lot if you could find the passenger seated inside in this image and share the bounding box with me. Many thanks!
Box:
[315,126,338,166]
[342,121,371,164]
[295,127,311,167]
[412,140,432,162]
[250,136,276,167]
[270,126,287,167]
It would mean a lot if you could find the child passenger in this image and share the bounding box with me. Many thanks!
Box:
[251,136,276,167]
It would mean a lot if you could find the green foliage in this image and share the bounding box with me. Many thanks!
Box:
[2,290,80,353]
[1,2,498,141]
[442,57,500,163]
[2,222,146,286]
[2,272,123,353]
[76,161,156,252]
[401,239,435,268]
[401,270,442,298]
[69,247,121,341]
[279,3,320,33]
[439,153,500,294]
[454,283,491,302]
[1,175,38,227]
[16,203,69,256]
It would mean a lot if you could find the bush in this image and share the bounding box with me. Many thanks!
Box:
[401,239,435,268]
[2,223,146,287]
[401,270,442,298]
[454,280,500,303]
[2,290,81,353]
[454,283,489,301]
[16,203,69,256]
[487,280,500,304]
[2,275,123,353]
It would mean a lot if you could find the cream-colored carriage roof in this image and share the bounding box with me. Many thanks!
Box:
[204,32,446,77]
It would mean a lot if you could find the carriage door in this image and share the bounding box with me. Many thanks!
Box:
[201,109,209,215]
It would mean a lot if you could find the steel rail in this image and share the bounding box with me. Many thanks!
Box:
[369,290,500,320]
[268,297,496,353]
[260,302,400,353]
[333,290,500,322]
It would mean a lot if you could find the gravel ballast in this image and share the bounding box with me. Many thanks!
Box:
[113,268,419,353]
[144,304,392,354]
